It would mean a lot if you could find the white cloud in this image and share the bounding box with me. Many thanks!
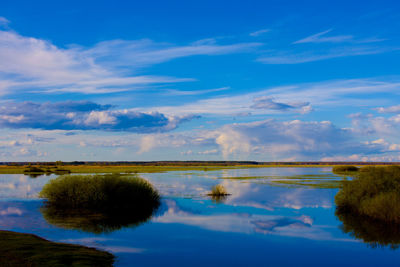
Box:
[0,29,260,96]
[293,29,353,44]
[142,78,400,116]
[249,29,270,37]
[0,17,10,27]
[374,105,400,114]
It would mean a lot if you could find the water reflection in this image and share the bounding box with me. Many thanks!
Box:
[41,202,160,234]
[210,194,228,203]
[336,210,400,249]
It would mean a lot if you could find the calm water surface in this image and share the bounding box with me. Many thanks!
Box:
[0,168,399,266]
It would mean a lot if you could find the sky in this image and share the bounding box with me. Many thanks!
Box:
[0,0,400,162]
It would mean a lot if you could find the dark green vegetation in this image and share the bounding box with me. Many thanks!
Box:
[39,174,160,233]
[332,165,359,174]
[0,230,114,266]
[335,166,400,223]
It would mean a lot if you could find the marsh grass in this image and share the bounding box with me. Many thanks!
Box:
[0,230,114,266]
[39,173,160,233]
[335,166,400,223]
[209,184,229,196]
[221,174,343,189]
[207,184,230,203]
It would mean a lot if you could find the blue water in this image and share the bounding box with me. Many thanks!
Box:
[0,168,399,266]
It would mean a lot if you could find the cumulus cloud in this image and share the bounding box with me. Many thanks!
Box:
[374,105,400,114]
[0,101,198,132]
[214,119,354,159]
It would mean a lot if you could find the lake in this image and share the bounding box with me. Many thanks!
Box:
[1,167,400,266]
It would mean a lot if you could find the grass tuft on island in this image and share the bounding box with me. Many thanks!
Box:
[335,166,400,223]
[39,174,160,233]
[0,230,114,266]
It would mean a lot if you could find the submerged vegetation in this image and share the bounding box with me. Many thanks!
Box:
[39,174,160,233]
[335,166,400,223]
[0,230,114,266]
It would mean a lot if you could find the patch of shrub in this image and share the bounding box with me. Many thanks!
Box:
[39,174,160,233]
[208,184,229,196]
[207,184,230,203]
[335,166,400,223]
[332,165,359,174]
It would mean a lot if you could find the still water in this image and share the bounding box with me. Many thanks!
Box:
[0,168,399,266]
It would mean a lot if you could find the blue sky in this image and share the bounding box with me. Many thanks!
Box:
[0,0,400,161]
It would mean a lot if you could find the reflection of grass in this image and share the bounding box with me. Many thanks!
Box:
[41,206,155,234]
[336,210,400,249]
[39,174,160,233]
[0,230,114,266]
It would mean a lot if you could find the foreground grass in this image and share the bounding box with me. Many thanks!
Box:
[0,230,114,266]
[40,174,160,233]
[335,166,400,223]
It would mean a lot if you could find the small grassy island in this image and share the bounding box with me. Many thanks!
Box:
[0,230,114,266]
[208,184,230,203]
[23,166,71,177]
[39,173,161,233]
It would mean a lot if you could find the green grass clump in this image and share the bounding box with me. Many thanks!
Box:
[209,184,229,196]
[332,165,359,174]
[0,230,114,266]
[39,174,160,233]
[40,173,160,211]
[335,166,400,223]
[207,184,230,203]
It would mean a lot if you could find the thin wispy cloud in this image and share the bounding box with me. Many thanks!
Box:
[163,87,230,96]
[143,79,400,115]
[293,29,353,44]
[258,46,395,64]
[249,29,270,37]
[0,26,261,96]
[0,17,9,27]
